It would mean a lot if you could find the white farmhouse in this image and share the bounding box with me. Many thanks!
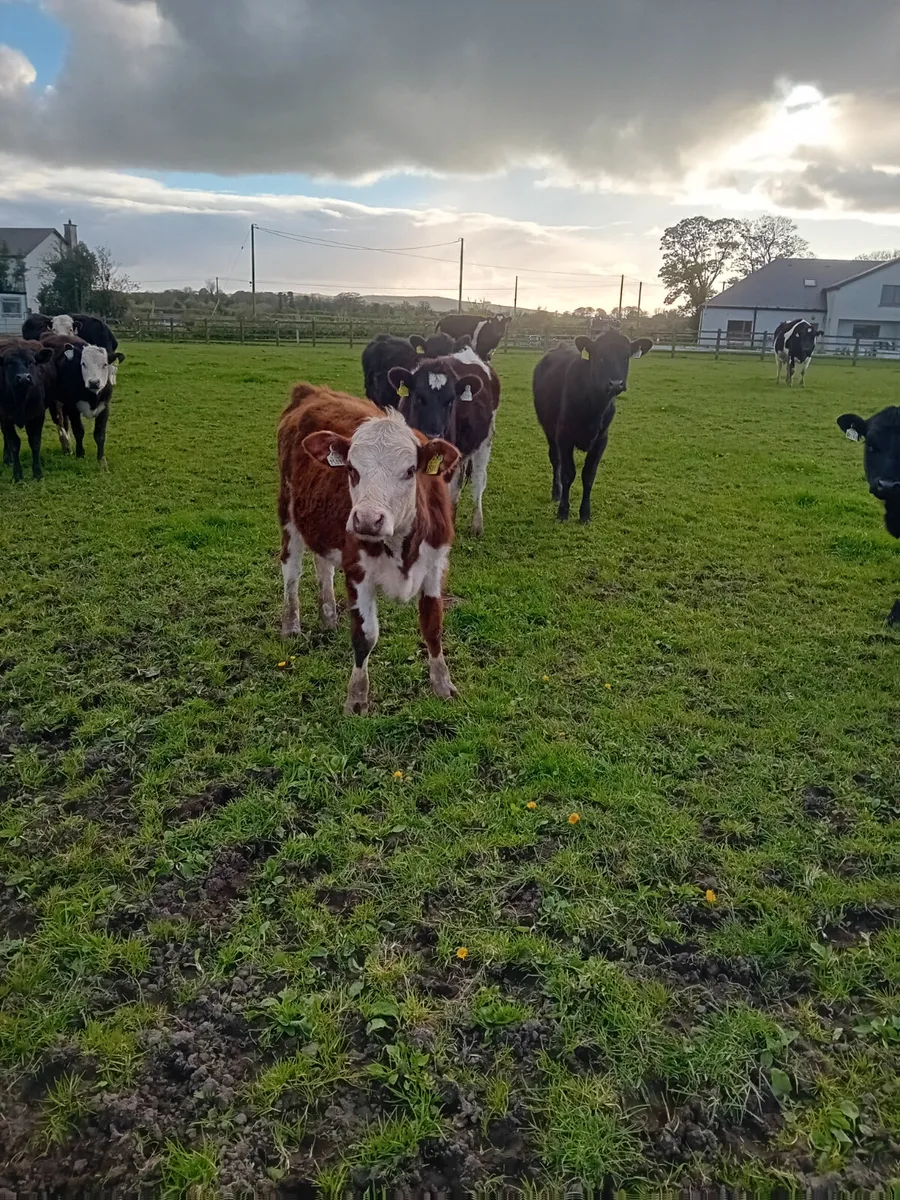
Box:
[0,222,78,333]
[699,256,900,347]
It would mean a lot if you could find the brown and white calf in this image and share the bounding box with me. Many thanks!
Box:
[278,384,460,715]
[387,345,500,536]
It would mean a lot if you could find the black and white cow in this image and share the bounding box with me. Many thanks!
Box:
[837,406,900,624]
[361,331,469,409]
[435,314,510,361]
[41,335,124,469]
[774,319,823,386]
[533,331,653,524]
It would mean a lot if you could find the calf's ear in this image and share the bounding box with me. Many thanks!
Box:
[418,438,460,479]
[409,335,426,355]
[574,336,591,359]
[630,338,653,359]
[455,374,482,401]
[388,366,413,398]
[303,431,352,467]
[36,348,53,364]
[111,352,125,363]
[837,413,868,442]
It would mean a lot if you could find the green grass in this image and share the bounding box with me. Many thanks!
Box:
[1,343,899,1192]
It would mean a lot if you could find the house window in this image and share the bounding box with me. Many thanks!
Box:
[879,285,900,306]
[804,278,817,287]
[726,320,752,339]
[1,298,22,316]
[852,324,880,340]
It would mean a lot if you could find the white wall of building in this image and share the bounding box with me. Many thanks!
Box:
[699,306,824,339]
[823,261,900,339]
[23,234,62,312]
[0,292,25,333]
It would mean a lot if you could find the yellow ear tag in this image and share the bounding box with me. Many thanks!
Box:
[416,346,425,355]
[425,455,442,475]
[581,348,590,360]
[397,382,409,398]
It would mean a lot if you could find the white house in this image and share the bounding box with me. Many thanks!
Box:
[0,223,78,333]
[699,256,900,347]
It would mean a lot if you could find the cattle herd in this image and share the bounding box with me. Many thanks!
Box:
[1,307,898,708]
[0,313,123,479]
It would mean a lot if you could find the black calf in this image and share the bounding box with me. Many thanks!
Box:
[838,406,900,623]
[0,342,54,481]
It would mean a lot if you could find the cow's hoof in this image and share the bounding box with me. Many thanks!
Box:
[320,613,339,632]
[344,697,369,716]
[551,490,561,503]
[281,620,301,639]
[888,601,900,627]
[470,516,484,538]
[579,513,591,525]
[99,458,109,472]
[556,510,569,523]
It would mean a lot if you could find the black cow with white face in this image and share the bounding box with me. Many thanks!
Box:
[533,330,653,523]
[838,406,900,624]
[41,335,125,470]
[774,319,823,386]
[361,331,469,409]
[0,340,54,480]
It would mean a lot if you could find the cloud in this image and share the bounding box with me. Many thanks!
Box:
[0,44,36,96]
[0,152,663,307]
[0,0,898,202]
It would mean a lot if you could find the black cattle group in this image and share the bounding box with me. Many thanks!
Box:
[0,313,123,479]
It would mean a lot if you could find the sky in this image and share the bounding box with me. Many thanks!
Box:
[1,0,900,311]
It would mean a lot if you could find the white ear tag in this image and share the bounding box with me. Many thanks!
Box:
[845,428,860,442]
[64,347,75,361]
[461,385,473,403]
[326,446,345,467]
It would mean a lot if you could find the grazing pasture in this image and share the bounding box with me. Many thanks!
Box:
[0,344,898,1195]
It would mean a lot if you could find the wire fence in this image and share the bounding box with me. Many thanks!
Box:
[119,314,900,364]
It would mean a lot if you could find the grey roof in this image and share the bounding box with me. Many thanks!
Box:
[0,228,62,257]
[704,257,900,311]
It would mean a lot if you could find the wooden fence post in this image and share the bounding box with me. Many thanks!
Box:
[312,318,316,347]
[169,317,175,343]
[275,321,280,347]
[715,329,721,360]
[852,337,860,366]
[295,324,299,344]
[670,335,676,358]
[349,320,354,349]
[760,332,768,361]
[205,318,210,344]
[240,318,245,346]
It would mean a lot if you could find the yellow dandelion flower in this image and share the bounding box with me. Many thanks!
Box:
[456,946,469,960]
[393,770,404,780]
[526,801,537,811]
[568,812,581,825]
[542,675,550,683]
[276,660,288,668]
[705,888,717,905]
[604,682,612,690]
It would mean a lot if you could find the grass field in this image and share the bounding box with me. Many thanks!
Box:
[1,344,899,1196]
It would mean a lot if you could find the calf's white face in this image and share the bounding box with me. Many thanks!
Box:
[79,344,111,393]
[304,409,458,541]
[51,315,75,336]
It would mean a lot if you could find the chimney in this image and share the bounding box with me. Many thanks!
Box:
[63,221,77,249]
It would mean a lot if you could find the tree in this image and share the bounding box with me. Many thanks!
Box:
[731,216,811,278]
[93,246,136,319]
[0,241,25,294]
[854,249,900,261]
[659,217,742,323]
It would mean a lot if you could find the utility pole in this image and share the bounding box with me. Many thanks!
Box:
[636,281,643,331]
[215,276,219,295]
[513,275,518,319]
[251,223,257,317]
[617,273,625,319]
[457,238,464,313]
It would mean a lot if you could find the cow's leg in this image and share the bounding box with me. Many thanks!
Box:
[25,412,45,480]
[93,408,110,470]
[280,521,305,638]
[419,555,457,700]
[2,426,10,467]
[888,600,900,626]
[798,357,810,387]
[52,406,72,454]
[549,439,561,502]
[314,554,338,631]
[579,432,608,525]
[2,422,22,482]
[345,573,378,715]
[468,421,494,537]
[69,411,86,458]
[787,357,795,387]
[556,441,577,522]
[775,354,783,383]
[447,456,467,513]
